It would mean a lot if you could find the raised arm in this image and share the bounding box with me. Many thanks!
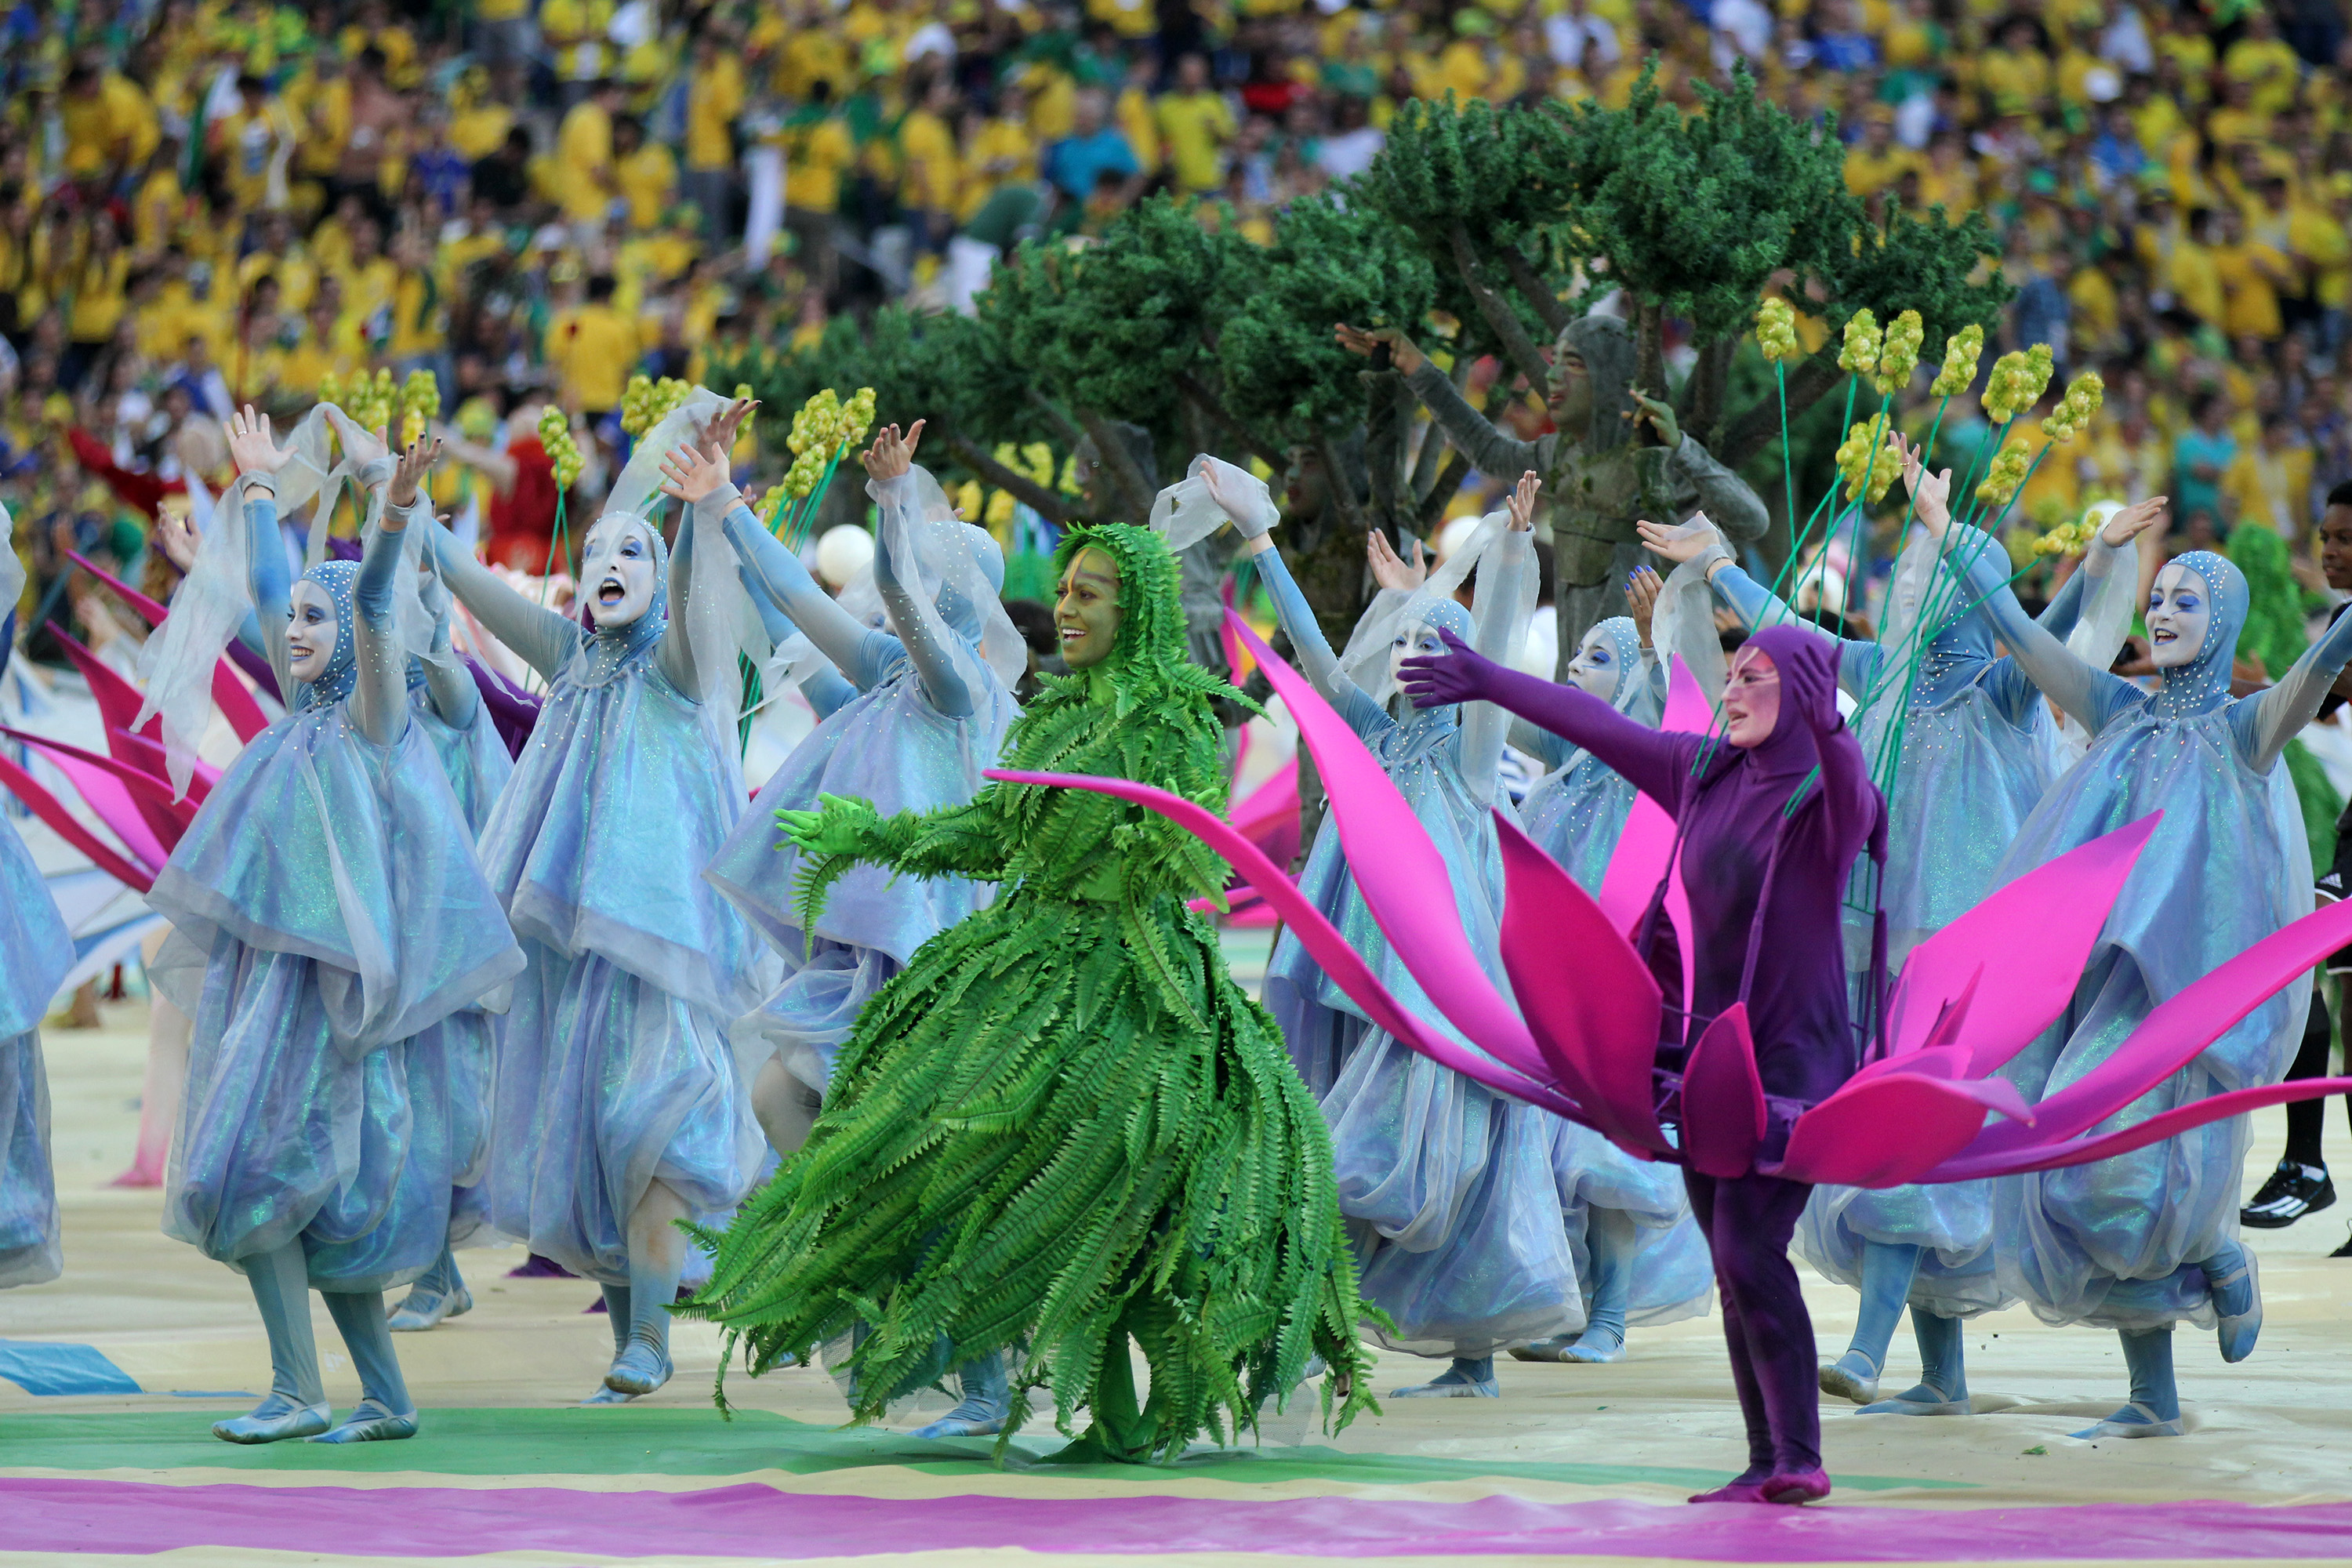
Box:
[393,492,580,682]
[1638,513,1876,695]
[655,494,699,698]
[1338,322,1548,479]
[351,493,416,749]
[1666,424,1769,544]
[1948,530,2138,733]
[1456,472,1541,800]
[383,436,480,731]
[779,791,1015,929]
[1400,630,1700,812]
[2240,607,2352,774]
[862,425,975,719]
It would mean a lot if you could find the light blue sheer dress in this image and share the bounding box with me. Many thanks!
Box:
[413,498,768,1287]
[702,471,1018,1095]
[151,497,525,1292]
[1256,533,1581,1359]
[0,798,74,1290]
[1958,546,2352,1330]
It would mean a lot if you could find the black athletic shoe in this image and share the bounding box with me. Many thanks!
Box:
[2241,1161,2336,1229]
[2331,1230,2352,1259]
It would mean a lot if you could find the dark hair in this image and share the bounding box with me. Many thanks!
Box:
[2326,480,2352,510]
[1002,597,1058,656]
[587,274,617,302]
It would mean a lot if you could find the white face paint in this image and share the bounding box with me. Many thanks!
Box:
[579,515,659,629]
[1389,616,1453,691]
[285,578,339,684]
[2146,562,2212,670]
[1567,625,1623,700]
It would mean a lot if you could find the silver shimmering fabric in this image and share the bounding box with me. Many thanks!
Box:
[704,648,1015,1091]
[477,633,768,1284]
[150,706,525,1291]
[0,815,72,1290]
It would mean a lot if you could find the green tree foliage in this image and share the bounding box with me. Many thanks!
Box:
[2230,521,2342,866]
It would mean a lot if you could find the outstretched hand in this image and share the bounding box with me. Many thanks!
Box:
[387,434,443,510]
[1396,626,1497,708]
[1504,469,1541,532]
[1635,514,1719,565]
[1332,322,1426,376]
[699,396,760,463]
[1626,565,1661,647]
[227,405,292,480]
[2100,495,2169,548]
[658,441,731,504]
[1889,432,1951,536]
[1628,392,1679,449]
[860,419,924,481]
[153,506,200,573]
[1367,528,1428,592]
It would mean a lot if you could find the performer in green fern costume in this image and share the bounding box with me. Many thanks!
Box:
[681,514,1377,1464]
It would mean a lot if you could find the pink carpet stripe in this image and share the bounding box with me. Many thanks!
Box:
[9,1479,2352,1559]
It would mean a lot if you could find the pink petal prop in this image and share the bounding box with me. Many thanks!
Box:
[1946,895,2352,1167]
[1884,813,2156,1074]
[1221,611,1552,1084]
[1929,1075,2352,1181]
[69,551,272,743]
[1492,807,1669,1154]
[27,743,172,870]
[49,634,218,802]
[1680,1003,1765,1178]
[0,753,157,894]
[0,728,196,823]
[985,767,1591,1125]
[1229,757,1299,874]
[1776,1072,2000,1187]
[1595,659,1708,1017]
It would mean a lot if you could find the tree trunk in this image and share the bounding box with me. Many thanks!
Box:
[1078,408,1160,523]
[1720,351,1845,470]
[1174,370,1287,470]
[1026,389,1087,453]
[1414,448,1474,532]
[1498,241,1570,336]
[1682,336,1737,451]
[1447,221,1552,393]
[1633,297,1666,404]
[942,430,1070,523]
[1361,361,1410,544]
[1312,431,1366,541]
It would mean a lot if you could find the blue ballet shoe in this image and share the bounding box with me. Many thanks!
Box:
[579,1383,638,1405]
[1390,1359,1498,1398]
[2070,1402,2183,1439]
[2209,1248,2260,1364]
[603,1337,673,1397]
[387,1285,472,1333]
[1857,1383,1970,1416]
[1817,1349,1879,1406]
[212,1394,332,1444]
[912,1354,1010,1440]
[308,1400,419,1443]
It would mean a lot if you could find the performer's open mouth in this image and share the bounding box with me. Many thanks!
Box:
[597,576,626,608]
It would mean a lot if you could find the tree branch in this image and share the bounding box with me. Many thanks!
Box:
[1025,388,1087,452]
[1313,431,1366,539]
[1414,447,1473,532]
[1719,350,1845,470]
[1497,241,1570,337]
[1174,370,1286,470]
[1361,363,1408,541]
[943,430,1070,524]
[1447,221,1552,392]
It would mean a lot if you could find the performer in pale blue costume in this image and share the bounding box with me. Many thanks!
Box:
[703,416,1022,1150]
[380,442,519,1334]
[0,517,74,1298]
[139,411,525,1444]
[1641,457,2158,1417]
[687,418,1024,1440]
[1509,608,1714,1363]
[415,394,770,1403]
[1193,459,1563,1398]
[1946,523,2352,1438]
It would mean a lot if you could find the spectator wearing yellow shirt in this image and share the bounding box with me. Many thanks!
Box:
[1086,0,1156,41]
[471,0,533,69]
[542,0,619,100]
[549,274,641,418]
[237,213,319,318]
[2221,413,2316,539]
[684,31,744,242]
[2222,8,2301,118]
[58,57,159,183]
[1975,16,2053,115]
[2154,9,2216,104]
[2169,206,2228,328]
[64,216,130,391]
[211,74,299,214]
[1115,54,1161,178]
[1842,107,1923,198]
[784,84,857,299]
[960,85,1040,221]
[556,79,627,234]
[612,114,677,231]
[339,0,422,90]
[2210,204,2291,340]
[898,72,963,249]
[448,65,518,161]
[129,144,186,262]
[328,216,400,350]
[2207,77,2269,154]
[1158,53,1236,194]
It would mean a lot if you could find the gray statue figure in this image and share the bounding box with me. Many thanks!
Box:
[1338,316,1769,675]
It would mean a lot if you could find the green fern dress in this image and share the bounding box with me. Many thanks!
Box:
[683,522,1377,1462]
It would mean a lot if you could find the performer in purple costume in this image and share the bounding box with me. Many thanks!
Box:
[1401,621,1882,1506]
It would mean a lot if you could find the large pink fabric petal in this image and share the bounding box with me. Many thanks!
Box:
[70,551,272,742]
[49,634,218,802]
[1777,1072,2004,1187]
[1223,612,1552,1083]
[1883,813,2157,1073]
[1595,659,1709,1013]
[27,746,172,869]
[985,767,1591,1124]
[0,727,197,822]
[0,753,157,894]
[1492,807,1669,1154]
[1929,1075,2352,1181]
[1680,1003,1764,1178]
[1940,896,2352,1167]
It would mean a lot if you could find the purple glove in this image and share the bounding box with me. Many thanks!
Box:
[1399,628,1501,708]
